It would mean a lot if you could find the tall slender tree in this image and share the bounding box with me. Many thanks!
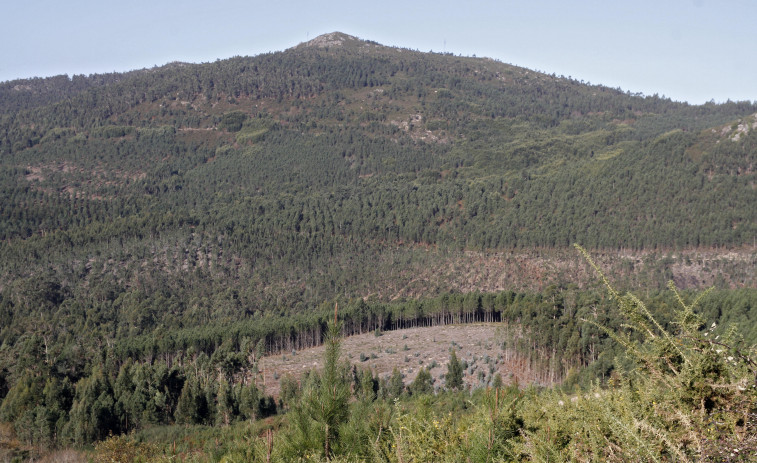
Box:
[445,349,464,390]
[291,303,350,460]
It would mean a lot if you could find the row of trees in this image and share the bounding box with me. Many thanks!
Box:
[87,269,756,462]
[0,338,273,449]
[2,278,756,450]
[0,300,476,452]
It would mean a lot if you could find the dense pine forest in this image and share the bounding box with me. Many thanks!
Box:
[0,32,756,460]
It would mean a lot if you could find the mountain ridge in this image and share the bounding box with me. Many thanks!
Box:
[5,31,753,117]
[0,32,755,317]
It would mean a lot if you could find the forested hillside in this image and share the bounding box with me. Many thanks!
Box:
[1,32,756,456]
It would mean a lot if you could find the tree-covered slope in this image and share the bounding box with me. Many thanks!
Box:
[1,32,757,452]
[2,32,755,250]
[1,29,756,352]
[1,33,755,310]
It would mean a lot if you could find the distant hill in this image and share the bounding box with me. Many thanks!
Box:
[0,30,756,330]
[1,31,756,313]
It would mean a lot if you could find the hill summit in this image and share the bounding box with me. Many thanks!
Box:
[298,31,364,49]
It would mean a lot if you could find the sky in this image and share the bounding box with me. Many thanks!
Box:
[2,0,755,105]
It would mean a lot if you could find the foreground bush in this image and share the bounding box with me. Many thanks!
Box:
[518,246,757,461]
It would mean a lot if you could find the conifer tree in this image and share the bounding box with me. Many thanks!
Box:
[175,377,207,425]
[279,374,299,411]
[410,367,433,395]
[358,368,377,402]
[290,304,350,460]
[238,382,260,421]
[215,378,234,426]
[445,349,464,390]
[387,367,404,399]
[66,366,118,445]
[492,372,504,390]
[311,304,349,458]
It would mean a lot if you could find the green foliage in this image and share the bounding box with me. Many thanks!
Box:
[66,366,118,446]
[356,368,377,403]
[215,378,234,426]
[0,373,44,424]
[92,125,135,138]
[237,382,260,421]
[388,400,469,462]
[286,309,350,460]
[445,350,464,391]
[14,250,748,462]
[279,374,300,411]
[386,368,404,400]
[219,111,247,132]
[515,246,757,461]
[92,434,160,463]
[409,367,434,396]
[175,376,207,425]
[491,373,503,390]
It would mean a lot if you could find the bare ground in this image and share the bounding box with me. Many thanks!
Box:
[259,323,551,397]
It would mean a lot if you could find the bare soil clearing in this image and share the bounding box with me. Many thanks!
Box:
[259,323,550,397]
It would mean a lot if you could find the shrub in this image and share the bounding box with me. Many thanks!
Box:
[92,435,159,463]
[516,245,757,461]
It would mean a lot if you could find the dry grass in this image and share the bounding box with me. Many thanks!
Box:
[36,449,89,463]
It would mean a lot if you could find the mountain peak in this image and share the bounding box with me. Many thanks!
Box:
[298,32,363,49]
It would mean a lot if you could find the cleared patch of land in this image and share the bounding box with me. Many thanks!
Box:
[259,323,552,397]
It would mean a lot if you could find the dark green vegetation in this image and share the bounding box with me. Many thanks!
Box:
[1,32,757,458]
[90,257,756,462]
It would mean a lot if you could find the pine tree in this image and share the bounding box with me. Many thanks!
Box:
[215,378,234,426]
[290,304,350,460]
[66,367,118,445]
[410,367,433,396]
[175,379,196,425]
[238,383,260,421]
[387,367,404,399]
[492,372,504,390]
[175,376,209,425]
[279,374,299,411]
[445,349,464,390]
[358,368,377,402]
[311,305,349,458]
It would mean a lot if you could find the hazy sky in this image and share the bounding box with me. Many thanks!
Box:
[2,0,755,104]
